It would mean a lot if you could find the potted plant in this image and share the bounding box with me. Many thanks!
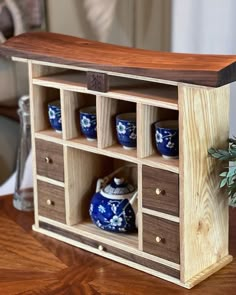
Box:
[208,137,236,207]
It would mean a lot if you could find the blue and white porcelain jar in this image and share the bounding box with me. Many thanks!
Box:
[48,100,62,132]
[80,106,97,141]
[89,172,138,233]
[116,113,137,149]
[154,120,179,158]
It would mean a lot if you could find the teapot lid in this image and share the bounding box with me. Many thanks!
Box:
[102,177,135,197]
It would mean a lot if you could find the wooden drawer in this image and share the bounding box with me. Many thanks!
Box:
[36,139,64,182]
[37,180,66,223]
[143,214,180,264]
[39,221,180,279]
[142,165,179,216]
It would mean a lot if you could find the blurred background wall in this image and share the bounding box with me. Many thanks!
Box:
[46,0,171,50]
[171,0,236,136]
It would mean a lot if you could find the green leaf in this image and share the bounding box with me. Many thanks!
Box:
[220,178,227,188]
[226,169,236,178]
[229,194,236,207]
[208,148,216,154]
[227,175,235,185]
[218,149,230,155]
[219,171,228,177]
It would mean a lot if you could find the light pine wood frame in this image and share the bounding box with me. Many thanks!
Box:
[178,84,231,283]
[23,59,233,289]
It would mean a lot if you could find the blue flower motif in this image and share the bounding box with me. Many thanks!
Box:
[48,108,56,119]
[81,116,91,128]
[129,132,136,140]
[156,130,163,143]
[110,215,123,227]
[98,205,106,213]
[110,203,117,214]
[117,122,126,134]
[166,141,175,149]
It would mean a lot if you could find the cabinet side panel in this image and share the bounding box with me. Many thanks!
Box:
[179,84,230,282]
[29,61,39,227]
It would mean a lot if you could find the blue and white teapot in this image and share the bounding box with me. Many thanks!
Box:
[89,165,138,233]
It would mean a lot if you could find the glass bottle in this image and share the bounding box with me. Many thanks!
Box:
[13,95,34,211]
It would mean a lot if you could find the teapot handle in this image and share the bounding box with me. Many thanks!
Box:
[101,164,136,188]
[130,190,138,205]
[95,178,104,192]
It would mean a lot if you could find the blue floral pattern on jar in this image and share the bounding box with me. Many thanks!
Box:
[89,193,136,233]
[154,120,179,158]
[116,120,136,149]
[80,110,97,140]
[48,103,62,132]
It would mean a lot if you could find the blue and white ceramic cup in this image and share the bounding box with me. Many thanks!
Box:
[154,120,179,159]
[116,113,137,149]
[80,106,97,141]
[48,100,62,133]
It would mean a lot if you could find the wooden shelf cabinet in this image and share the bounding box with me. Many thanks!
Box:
[1,32,236,289]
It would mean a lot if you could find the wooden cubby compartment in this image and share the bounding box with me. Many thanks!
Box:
[61,90,97,146]
[32,65,178,111]
[32,85,61,139]
[65,147,139,248]
[139,105,179,170]
[96,96,137,156]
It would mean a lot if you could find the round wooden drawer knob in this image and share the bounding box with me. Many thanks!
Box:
[155,188,165,195]
[98,245,104,251]
[155,236,162,243]
[46,199,54,206]
[45,156,52,164]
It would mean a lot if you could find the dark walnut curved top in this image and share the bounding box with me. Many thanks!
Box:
[1,32,236,87]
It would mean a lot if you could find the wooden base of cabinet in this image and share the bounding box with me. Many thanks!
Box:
[33,223,232,289]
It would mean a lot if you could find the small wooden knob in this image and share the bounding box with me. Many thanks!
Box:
[46,199,53,206]
[98,245,104,251]
[45,156,52,164]
[155,188,165,195]
[156,236,162,243]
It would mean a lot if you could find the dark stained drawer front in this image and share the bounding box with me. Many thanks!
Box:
[36,139,64,182]
[143,214,180,264]
[142,165,179,216]
[38,180,66,223]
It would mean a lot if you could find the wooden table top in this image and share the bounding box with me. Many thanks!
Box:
[0,195,235,295]
[1,32,236,87]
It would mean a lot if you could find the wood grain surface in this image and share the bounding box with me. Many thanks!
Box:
[142,165,179,216]
[179,84,230,283]
[0,195,235,294]
[1,32,236,86]
[39,221,180,279]
[143,214,180,264]
[87,71,109,92]
[32,69,179,109]
[35,139,64,182]
[37,180,66,223]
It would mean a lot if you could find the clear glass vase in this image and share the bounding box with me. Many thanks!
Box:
[13,95,34,211]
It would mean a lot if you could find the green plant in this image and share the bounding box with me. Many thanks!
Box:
[208,137,236,207]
